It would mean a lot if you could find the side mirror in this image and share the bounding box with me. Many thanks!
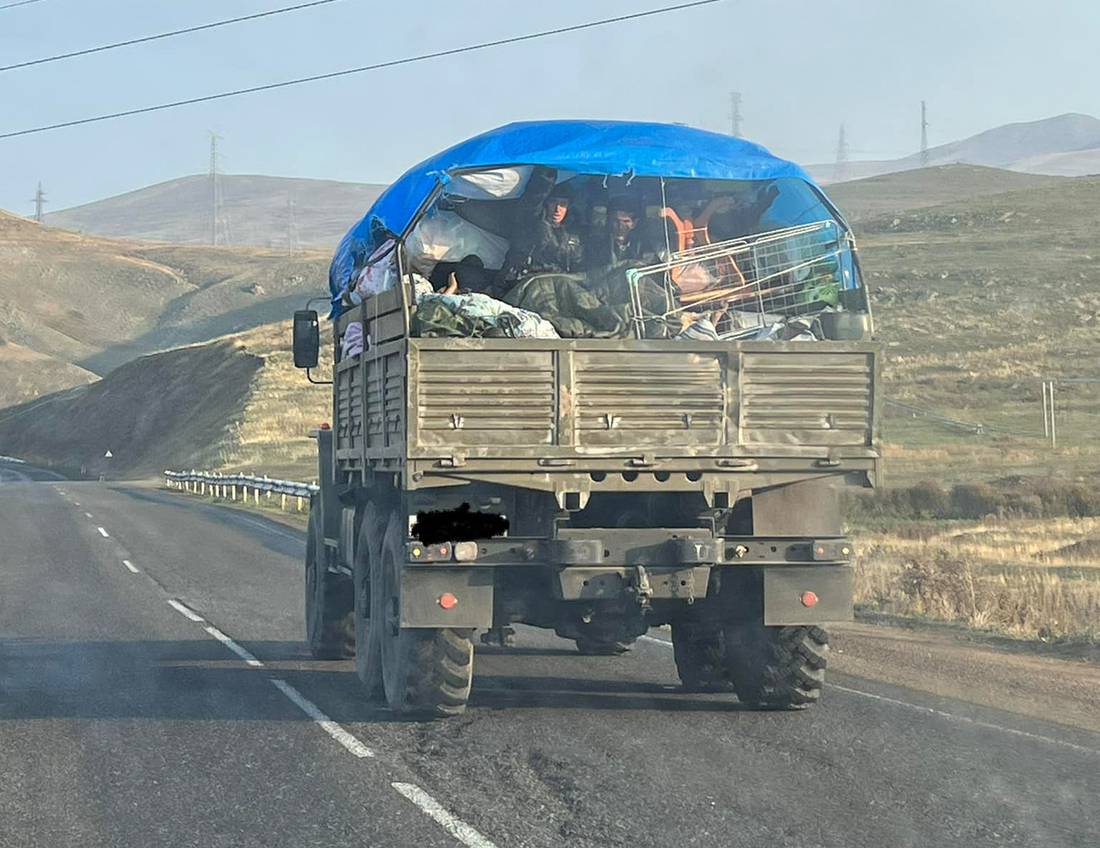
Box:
[292,310,320,369]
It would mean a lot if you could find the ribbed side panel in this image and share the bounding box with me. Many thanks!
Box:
[335,362,362,453]
[415,349,555,447]
[364,352,404,451]
[574,351,725,447]
[740,351,873,446]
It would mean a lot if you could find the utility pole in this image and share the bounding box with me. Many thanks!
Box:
[208,132,221,246]
[920,100,929,167]
[729,92,742,137]
[834,123,849,182]
[29,182,47,223]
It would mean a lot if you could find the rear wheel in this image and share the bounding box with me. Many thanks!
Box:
[353,502,386,699]
[725,624,828,709]
[376,512,474,717]
[305,502,353,660]
[671,624,732,692]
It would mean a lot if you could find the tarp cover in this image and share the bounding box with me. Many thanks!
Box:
[329,121,830,316]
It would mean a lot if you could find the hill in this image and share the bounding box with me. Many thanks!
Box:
[809,113,1100,183]
[0,320,331,480]
[44,174,386,249]
[7,172,1100,487]
[825,165,1064,221]
[0,208,328,407]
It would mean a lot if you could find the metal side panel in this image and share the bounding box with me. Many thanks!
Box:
[739,350,874,447]
[572,350,726,448]
[413,348,556,448]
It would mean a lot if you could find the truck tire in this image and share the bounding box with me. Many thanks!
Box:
[725,624,828,709]
[353,502,386,699]
[574,637,635,656]
[671,624,733,692]
[375,512,474,717]
[305,502,353,660]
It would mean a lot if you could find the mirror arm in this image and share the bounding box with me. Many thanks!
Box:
[305,368,333,385]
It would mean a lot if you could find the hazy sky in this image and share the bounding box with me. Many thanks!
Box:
[1,0,1098,213]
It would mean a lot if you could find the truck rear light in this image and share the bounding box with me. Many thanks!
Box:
[800,591,819,607]
[453,541,478,562]
[438,593,458,610]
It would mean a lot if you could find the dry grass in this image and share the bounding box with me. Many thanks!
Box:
[854,517,1100,640]
[215,319,332,481]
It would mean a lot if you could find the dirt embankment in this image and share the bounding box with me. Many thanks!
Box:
[0,339,262,478]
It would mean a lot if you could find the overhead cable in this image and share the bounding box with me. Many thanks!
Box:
[0,0,50,10]
[0,0,350,73]
[0,0,725,140]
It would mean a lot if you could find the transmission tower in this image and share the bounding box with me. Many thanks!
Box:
[29,182,47,223]
[285,189,299,254]
[208,131,222,246]
[729,92,742,137]
[920,100,929,167]
[834,123,849,183]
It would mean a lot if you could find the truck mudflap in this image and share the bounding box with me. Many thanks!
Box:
[762,564,854,625]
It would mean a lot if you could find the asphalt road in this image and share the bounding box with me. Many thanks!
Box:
[2,478,1098,848]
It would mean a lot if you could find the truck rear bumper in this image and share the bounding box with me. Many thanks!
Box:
[399,531,854,628]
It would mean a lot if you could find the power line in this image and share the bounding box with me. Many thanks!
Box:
[0,0,49,10]
[0,0,350,73]
[0,0,725,140]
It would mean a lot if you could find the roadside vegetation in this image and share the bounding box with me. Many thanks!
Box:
[848,481,1100,642]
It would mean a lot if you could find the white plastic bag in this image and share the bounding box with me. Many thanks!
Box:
[405,211,509,274]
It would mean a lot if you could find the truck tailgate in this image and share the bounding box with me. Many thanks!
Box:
[406,338,879,457]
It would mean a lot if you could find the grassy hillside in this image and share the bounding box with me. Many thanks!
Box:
[826,165,1064,221]
[0,320,332,480]
[0,209,329,405]
[44,174,386,250]
[6,172,1099,487]
[860,176,1100,483]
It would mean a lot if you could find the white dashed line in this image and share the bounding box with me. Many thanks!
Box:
[84,512,93,519]
[166,598,205,623]
[831,684,1100,756]
[73,501,80,506]
[640,631,1098,755]
[204,624,263,667]
[270,678,375,758]
[122,559,140,573]
[392,783,498,848]
[97,526,110,538]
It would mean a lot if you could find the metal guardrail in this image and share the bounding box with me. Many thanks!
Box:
[165,470,318,511]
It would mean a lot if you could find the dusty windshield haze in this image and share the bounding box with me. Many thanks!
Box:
[1,2,1098,848]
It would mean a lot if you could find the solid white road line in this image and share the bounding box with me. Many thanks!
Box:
[97,526,110,538]
[830,684,1100,756]
[639,629,1099,756]
[392,782,498,848]
[270,678,375,758]
[122,559,140,573]
[204,624,263,667]
[166,599,206,623]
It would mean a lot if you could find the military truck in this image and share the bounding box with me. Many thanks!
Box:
[292,121,880,717]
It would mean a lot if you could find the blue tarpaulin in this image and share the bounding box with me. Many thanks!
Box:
[330,121,842,316]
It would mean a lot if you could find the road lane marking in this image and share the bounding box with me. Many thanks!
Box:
[84,512,93,518]
[640,631,1099,756]
[271,678,375,758]
[122,559,140,573]
[167,599,206,623]
[203,624,263,667]
[97,526,110,538]
[831,684,1100,756]
[392,783,498,848]
[73,501,80,506]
